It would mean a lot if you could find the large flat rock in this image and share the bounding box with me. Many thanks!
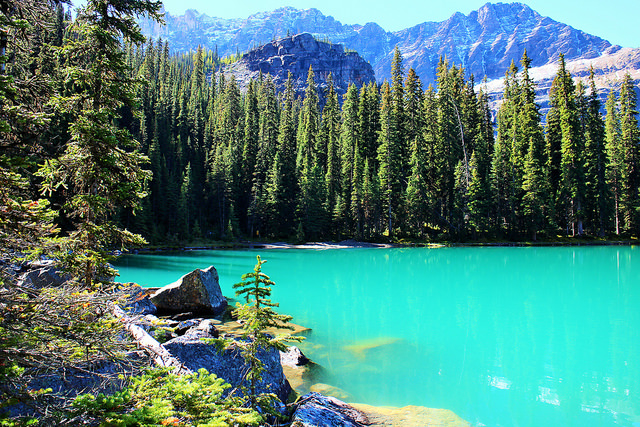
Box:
[163,335,292,402]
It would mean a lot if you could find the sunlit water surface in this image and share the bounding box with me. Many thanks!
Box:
[114,246,640,427]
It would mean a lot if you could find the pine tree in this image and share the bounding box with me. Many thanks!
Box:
[405,72,429,237]
[297,66,320,176]
[242,80,259,234]
[492,61,520,236]
[376,80,404,238]
[249,75,278,238]
[232,256,302,411]
[466,84,494,237]
[519,51,547,240]
[435,58,465,234]
[296,67,327,239]
[338,83,359,232]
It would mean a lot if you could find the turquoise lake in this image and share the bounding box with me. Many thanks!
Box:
[114,246,640,427]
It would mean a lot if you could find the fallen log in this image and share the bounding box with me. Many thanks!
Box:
[110,304,190,374]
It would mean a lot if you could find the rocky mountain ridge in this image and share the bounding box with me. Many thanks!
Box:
[138,2,640,106]
[221,33,376,102]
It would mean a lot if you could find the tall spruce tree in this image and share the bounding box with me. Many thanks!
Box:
[605,89,623,235]
[376,47,407,237]
[338,83,359,232]
[467,81,494,236]
[582,68,608,236]
[549,54,584,236]
[297,66,326,239]
[322,74,341,225]
[617,73,640,234]
[242,80,259,234]
[492,61,520,236]
[519,51,547,240]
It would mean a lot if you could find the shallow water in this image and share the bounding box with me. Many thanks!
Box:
[114,246,640,427]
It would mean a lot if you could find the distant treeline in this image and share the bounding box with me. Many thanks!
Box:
[122,37,638,243]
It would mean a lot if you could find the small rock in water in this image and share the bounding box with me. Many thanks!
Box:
[280,346,310,367]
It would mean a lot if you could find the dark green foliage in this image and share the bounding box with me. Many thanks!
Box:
[266,74,297,237]
[0,2,156,424]
[39,0,162,287]
[605,88,623,235]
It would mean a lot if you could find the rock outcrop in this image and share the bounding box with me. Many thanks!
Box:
[163,335,292,402]
[222,33,376,102]
[150,266,227,314]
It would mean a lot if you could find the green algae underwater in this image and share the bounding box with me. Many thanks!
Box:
[114,246,640,427]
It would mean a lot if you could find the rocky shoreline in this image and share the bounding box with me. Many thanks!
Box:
[127,237,639,256]
[14,260,471,426]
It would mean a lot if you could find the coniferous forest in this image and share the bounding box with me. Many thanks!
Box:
[4,1,640,246]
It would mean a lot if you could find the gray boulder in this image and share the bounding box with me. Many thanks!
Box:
[17,261,69,289]
[292,392,369,427]
[163,335,292,402]
[150,266,227,314]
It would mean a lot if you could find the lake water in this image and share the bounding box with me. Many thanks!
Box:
[114,246,640,427]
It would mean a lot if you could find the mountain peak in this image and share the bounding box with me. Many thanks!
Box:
[222,33,375,102]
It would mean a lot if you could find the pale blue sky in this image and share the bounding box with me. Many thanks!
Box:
[73,0,639,48]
